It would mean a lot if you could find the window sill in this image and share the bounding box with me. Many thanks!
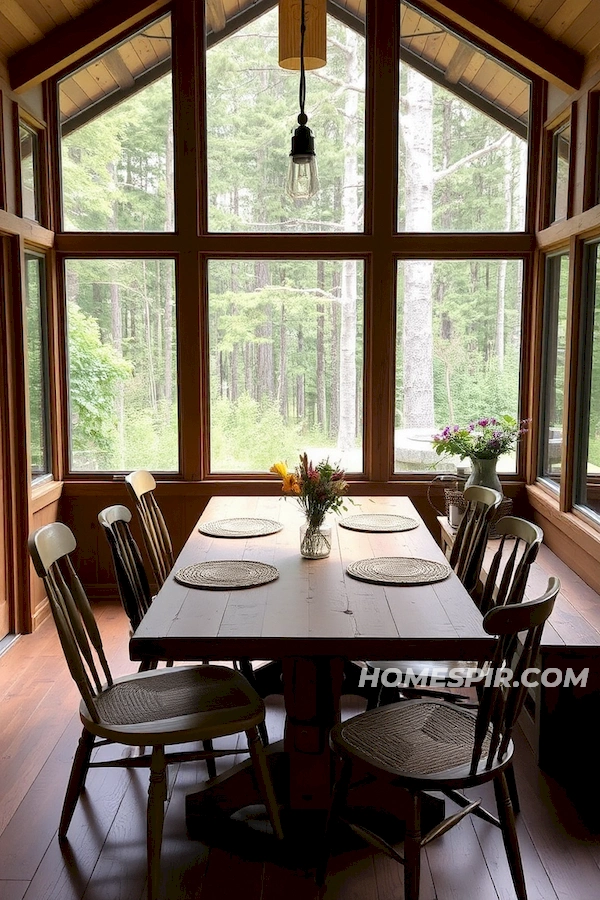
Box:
[526,484,600,589]
[31,480,63,514]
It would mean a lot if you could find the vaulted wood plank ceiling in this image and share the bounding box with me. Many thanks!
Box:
[2,0,598,62]
[1,0,595,104]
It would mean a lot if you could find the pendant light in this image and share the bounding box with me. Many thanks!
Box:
[283,0,322,200]
[279,0,326,70]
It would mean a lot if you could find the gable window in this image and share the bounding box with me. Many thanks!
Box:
[205,8,365,233]
[398,3,529,234]
[58,13,174,233]
[52,1,532,482]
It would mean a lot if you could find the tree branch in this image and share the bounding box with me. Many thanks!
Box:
[433,133,509,183]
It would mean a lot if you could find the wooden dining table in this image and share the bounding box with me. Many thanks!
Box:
[130,494,493,845]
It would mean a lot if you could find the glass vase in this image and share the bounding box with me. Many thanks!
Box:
[465,456,503,494]
[300,522,332,559]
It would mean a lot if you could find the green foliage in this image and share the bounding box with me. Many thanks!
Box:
[67,302,132,461]
[210,394,308,471]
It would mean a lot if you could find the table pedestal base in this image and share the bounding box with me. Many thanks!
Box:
[185,744,445,868]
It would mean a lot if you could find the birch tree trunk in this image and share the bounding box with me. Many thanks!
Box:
[337,29,359,452]
[254,260,274,400]
[278,304,288,419]
[495,137,514,370]
[164,105,174,410]
[401,68,434,428]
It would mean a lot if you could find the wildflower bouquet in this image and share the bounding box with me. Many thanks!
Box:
[270,453,349,528]
[432,415,527,460]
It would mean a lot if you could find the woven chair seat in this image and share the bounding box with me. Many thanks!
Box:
[91,665,263,734]
[336,700,491,777]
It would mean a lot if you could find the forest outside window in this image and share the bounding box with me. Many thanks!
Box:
[25,254,51,482]
[208,259,364,473]
[397,3,529,233]
[575,240,600,521]
[205,7,365,233]
[550,119,571,224]
[65,259,178,473]
[19,122,40,221]
[538,252,568,491]
[58,14,173,232]
[394,258,523,474]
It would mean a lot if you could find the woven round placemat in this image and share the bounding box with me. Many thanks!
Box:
[338,513,418,533]
[174,560,279,590]
[346,556,450,586]
[198,517,283,538]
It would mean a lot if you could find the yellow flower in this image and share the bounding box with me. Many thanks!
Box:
[282,473,301,494]
[270,461,288,478]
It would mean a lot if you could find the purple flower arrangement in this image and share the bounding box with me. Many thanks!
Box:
[432,415,528,460]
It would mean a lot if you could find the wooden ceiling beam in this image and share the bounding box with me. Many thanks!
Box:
[415,0,584,92]
[103,47,136,89]
[206,0,227,33]
[445,42,474,84]
[8,0,170,92]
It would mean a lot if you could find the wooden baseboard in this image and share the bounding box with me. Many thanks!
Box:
[31,597,51,630]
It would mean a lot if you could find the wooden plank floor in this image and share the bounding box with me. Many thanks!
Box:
[1,602,599,900]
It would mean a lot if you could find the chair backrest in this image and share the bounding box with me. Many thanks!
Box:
[125,470,174,587]
[450,486,502,594]
[28,522,112,723]
[470,575,559,775]
[98,504,153,631]
[478,516,544,616]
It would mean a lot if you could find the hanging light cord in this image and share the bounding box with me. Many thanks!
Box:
[298,0,307,122]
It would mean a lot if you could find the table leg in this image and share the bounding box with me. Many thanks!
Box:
[282,657,345,809]
[185,654,445,860]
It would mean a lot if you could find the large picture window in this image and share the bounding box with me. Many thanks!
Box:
[398,4,529,233]
[58,14,173,232]
[205,9,365,233]
[394,258,523,473]
[25,253,51,482]
[65,259,178,472]
[538,252,569,489]
[53,2,532,484]
[208,258,364,472]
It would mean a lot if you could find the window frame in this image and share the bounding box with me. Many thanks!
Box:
[537,250,569,492]
[56,10,175,236]
[572,238,600,525]
[16,112,45,225]
[62,254,181,476]
[24,251,52,486]
[50,0,537,488]
[547,114,573,226]
[0,91,6,211]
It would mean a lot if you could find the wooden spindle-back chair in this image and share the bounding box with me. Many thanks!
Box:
[28,522,283,900]
[125,470,174,587]
[322,577,560,900]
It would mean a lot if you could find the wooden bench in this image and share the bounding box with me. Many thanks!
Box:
[439,516,600,826]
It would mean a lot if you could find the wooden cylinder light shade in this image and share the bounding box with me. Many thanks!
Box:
[279,0,327,70]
